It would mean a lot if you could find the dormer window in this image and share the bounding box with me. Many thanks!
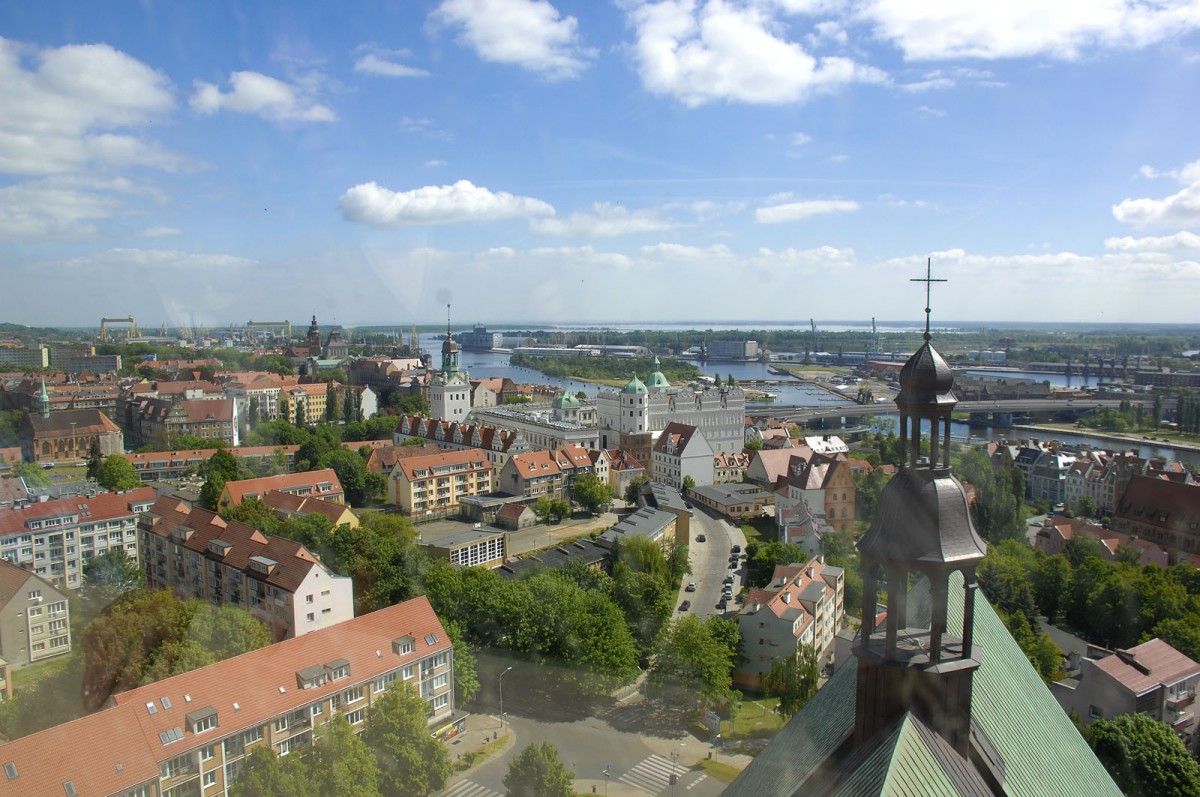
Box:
[326,659,350,680]
[186,707,218,734]
[393,635,415,655]
[296,664,328,689]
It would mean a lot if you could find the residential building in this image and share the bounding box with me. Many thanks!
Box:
[279,382,331,425]
[261,490,359,529]
[127,396,239,449]
[497,445,594,501]
[218,469,344,510]
[0,487,155,590]
[1052,639,1200,751]
[1029,450,1078,504]
[3,375,121,418]
[0,560,72,667]
[140,497,354,641]
[713,450,750,483]
[0,345,48,369]
[595,363,746,454]
[652,422,714,488]
[743,446,815,488]
[1113,475,1200,559]
[0,596,453,797]
[393,415,531,475]
[773,452,857,533]
[1034,515,1169,567]
[601,448,645,497]
[735,557,845,689]
[362,442,444,476]
[387,448,493,515]
[494,501,537,530]
[123,445,299,481]
[422,527,508,569]
[707,339,759,360]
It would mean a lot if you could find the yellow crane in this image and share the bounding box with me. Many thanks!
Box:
[99,316,138,341]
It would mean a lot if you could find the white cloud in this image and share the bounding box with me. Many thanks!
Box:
[63,248,256,270]
[0,38,182,176]
[400,116,453,141]
[1113,181,1200,227]
[424,159,448,167]
[530,202,683,237]
[527,245,634,269]
[432,0,595,79]
[1137,160,1200,182]
[353,51,430,78]
[886,247,1200,280]
[860,0,1200,61]
[190,71,336,122]
[901,77,953,92]
[1104,231,1200,252]
[138,226,183,238]
[626,0,886,107]
[338,179,555,226]
[791,132,812,145]
[0,180,119,238]
[756,199,859,223]
[917,105,947,117]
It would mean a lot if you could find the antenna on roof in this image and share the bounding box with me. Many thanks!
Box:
[911,257,947,342]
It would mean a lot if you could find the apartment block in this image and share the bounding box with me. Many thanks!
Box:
[497,445,594,501]
[735,557,845,690]
[388,448,494,515]
[140,497,354,641]
[218,469,344,510]
[123,445,300,481]
[0,487,156,590]
[0,596,453,797]
[0,560,71,667]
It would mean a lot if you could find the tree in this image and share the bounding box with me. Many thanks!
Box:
[326,447,372,506]
[231,746,317,797]
[11,461,52,487]
[648,615,738,712]
[362,684,452,797]
[533,496,555,525]
[311,716,382,797]
[83,549,144,593]
[198,448,243,511]
[624,475,649,506]
[570,471,615,514]
[95,455,142,491]
[682,474,696,490]
[764,648,819,719]
[444,621,480,706]
[1086,713,1200,797]
[86,439,103,480]
[504,742,575,797]
[326,381,338,422]
[1077,495,1098,519]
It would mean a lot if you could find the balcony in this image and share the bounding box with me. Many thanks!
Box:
[1169,692,1196,712]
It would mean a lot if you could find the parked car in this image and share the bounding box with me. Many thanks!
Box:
[679,600,691,611]
[731,544,741,554]
[685,582,697,592]
[695,534,706,542]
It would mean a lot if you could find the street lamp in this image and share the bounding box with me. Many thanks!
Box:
[603,765,609,797]
[498,665,513,734]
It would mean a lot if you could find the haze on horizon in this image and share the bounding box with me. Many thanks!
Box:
[2,2,1200,328]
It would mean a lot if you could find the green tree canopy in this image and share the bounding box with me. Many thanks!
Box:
[504,742,575,797]
[83,549,144,593]
[95,455,142,491]
[231,746,317,797]
[764,648,819,719]
[1086,713,1200,797]
[649,615,739,713]
[362,684,451,797]
[310,715,382,797]
[570,471,615,514]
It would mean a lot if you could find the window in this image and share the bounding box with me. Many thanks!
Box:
[1089,705,1104,719]
[306,612,315,622]
[27,606,40,617]
[311,703,323,717]
[306,594,313,604]
[346,708,365,725]
[244,726,264,745]
[30,625,43,635]
[160,753,192,779]
[199,745,215,762]
[192,714,217,734]
[403,665,415,680]
[27,590,40,600]
[432,694,449,710]
[344,687,364,703]
[203,771,217,789]
[274,716,288,732]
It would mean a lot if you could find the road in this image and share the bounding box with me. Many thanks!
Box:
[682,507,747,619]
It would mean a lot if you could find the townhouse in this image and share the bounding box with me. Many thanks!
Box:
[1112,475,1200,559]
[123,446,300,482]
[651,422,714,489]
[0,487,156,591]
[497,445,594,502]
[392,415,531,475]
[140,497,354,641]
[0,596,453,797]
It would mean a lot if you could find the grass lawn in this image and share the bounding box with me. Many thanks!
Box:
[696,758,743,783]
[454,735,512,772]
[721,697,783,739]
[739,518,774,547]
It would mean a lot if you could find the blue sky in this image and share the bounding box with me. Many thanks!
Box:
[3,1,1200,329]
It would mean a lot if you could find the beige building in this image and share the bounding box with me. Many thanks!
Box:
[388,448,494,515]
[0,560,71,668]
[140,497,354,641]
[736,557,845,690]
[0,596,453,797]
[497,445,594,501]
[0,487,156,591]
[219,469,344,510]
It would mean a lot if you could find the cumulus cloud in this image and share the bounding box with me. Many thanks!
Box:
[432,0,595,79]
[861,0,1200,61]
[1113,181,1200,227]
[530,202,683,237]
[886,247,1200,280]
[0,38,182,176]
[1105,231,1200,252]
[353,48,431,78]
[190,71,336,122]
[756,199,859,223]
[338,179,555,226]
[626,0,886,106]
[0,180,119,238]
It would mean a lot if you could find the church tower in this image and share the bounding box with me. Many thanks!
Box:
[306,315,321,357]
[853,266,988,757]
[37,377,51,419]
[430,304,470,422]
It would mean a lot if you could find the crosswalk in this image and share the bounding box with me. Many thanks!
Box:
[686,774,709,790]
[618,754,688,794]
[440,778,504,797]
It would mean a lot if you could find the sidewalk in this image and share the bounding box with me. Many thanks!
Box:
[444,712,513,769]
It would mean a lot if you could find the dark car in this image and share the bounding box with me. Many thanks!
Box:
[729,560,739,570]
[716,598,727,610]
[696,534,706,542]
[679,600,691,611]
[723,576,734,585]
[731,544,741,554]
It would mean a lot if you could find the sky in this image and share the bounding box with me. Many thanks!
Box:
[3,1,1200,330]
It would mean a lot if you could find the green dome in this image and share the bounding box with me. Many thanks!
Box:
[552,391,581,409]
[646,356,670,388]
[621,374,648,395]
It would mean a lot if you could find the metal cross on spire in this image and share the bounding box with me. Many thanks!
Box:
[446,303,451,337]
[911,257,946,341]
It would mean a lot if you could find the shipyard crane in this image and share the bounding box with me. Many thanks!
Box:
[99,316,138,341]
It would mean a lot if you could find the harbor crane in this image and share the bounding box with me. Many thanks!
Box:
[99,316,138,341]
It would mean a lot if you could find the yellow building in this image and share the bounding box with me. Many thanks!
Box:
[388,449,493,516]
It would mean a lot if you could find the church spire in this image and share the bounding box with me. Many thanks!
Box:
[440,303,459,380]
[37,377,51,419]
[852,263,987,757]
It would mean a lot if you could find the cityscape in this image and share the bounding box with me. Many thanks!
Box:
[4,1,1200,796]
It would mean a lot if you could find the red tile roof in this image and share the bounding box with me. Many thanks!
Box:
[221,469,343,505]
[0,487,157,539]
[1095,638,1200,694]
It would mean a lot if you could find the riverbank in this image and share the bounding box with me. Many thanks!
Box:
[1012,423,1200,456]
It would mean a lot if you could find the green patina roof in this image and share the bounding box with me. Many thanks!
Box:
[551,392,581,409]
[725,572,1122,797]
[646,356,670,388]
[621,374,648,395]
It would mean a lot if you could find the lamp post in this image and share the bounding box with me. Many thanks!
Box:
[498,665,513,734]
[603,766,609,797]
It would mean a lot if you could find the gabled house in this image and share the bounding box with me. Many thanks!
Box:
[652,422,714,489]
